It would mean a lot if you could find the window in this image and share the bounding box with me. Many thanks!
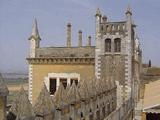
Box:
[105,39,111,52]
[46,73,80,95]
[114,38,121,52]
[60,78,67,89]
[71,78,78,86]
[50,78,57,95]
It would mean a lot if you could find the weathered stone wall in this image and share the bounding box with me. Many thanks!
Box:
[101,55,125,85]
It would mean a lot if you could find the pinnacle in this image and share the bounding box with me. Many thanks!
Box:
[95,8,101,16]
[29,18,41,40]
[126,4,132,15]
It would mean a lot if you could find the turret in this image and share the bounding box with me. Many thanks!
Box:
[28,18,41,58]
[67,23,72,47]
[125,5,132,40]
[78,30,82,47]
[95,8,102,35]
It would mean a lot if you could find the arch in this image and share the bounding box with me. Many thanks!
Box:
[105,38,111,52]
[114,38,121,52]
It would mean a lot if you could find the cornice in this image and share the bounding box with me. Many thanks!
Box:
[26,57,95,65]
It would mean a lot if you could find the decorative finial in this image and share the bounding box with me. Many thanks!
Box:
[29,18,41,40]
[95,8,101,16]
[125,4,132,15]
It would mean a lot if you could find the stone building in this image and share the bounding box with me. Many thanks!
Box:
[27,20,95,104]
[27,7,141,107]
[0,6,141,120]
[0,73,9,120]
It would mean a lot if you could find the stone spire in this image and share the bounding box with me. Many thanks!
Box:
[67,23,72,47]
[95,8,101,17]
[78,30,82,47]
[34,84,54,120]
[29,18,41,41]
[125,5,132,15]
[10,86,34,120]
[53,83,68,109]
[68,81,80,104]
[78,80,89,101]
[29,18,41,58]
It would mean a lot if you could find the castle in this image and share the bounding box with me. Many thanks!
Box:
[0,6,142,120]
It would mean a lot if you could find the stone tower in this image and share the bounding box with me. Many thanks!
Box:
[28,18,41,58]
[95,7,139,102]
[28,18,41,103]
[0,73,9,120]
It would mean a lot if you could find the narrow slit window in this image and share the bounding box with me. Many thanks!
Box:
[105,39,111,52]
[114,38,121,52]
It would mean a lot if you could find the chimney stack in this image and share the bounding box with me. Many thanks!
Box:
[67,23,71,47]
[87,36,91,46]
[78,30,82,47]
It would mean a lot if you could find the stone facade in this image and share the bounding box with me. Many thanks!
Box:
[28,64,95,104]
[95,7,142,105]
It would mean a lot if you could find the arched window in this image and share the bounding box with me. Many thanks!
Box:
[105,39,111,52]
[114,38,121,52]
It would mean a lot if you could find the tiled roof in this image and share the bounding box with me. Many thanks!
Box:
[35,46,95,58]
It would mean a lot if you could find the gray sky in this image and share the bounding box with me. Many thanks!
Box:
[0,0,160,73]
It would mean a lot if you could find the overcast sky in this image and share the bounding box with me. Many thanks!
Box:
[0,0,160,73]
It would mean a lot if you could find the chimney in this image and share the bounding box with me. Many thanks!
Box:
[78,30,82,47]
[87,36,91,46]
[67,23,71,47]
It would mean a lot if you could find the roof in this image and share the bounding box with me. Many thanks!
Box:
[35,46,95,58]
[143,79,160,113]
